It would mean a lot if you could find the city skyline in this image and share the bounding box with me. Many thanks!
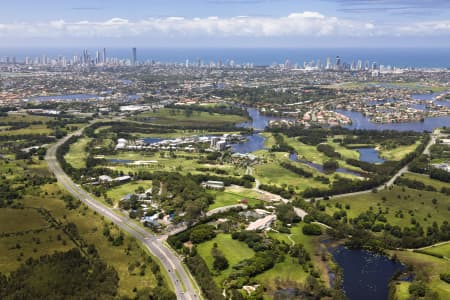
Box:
[0,0,450,47]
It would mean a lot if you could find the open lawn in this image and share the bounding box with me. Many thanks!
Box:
[0,151,168,298]
[326,186,450,229]
[423,242,450,258]
[255,162,329,192]
[0,208,48,233]
[0,228,76,274]
[0,124,53,136]
[105,180,153,205]
[261,223,330,293]
[207,189,264,211]
[130,108,248,127]
[64,137,91,169]
[379,141,420,161]
[392,281,411,300]
[336,82,448,93]
[197,234,254,285]
[21,182,161,298]
[402,172,450,190]
[104,151,241,176]
[286,137,365,173]
[388,250,450,299]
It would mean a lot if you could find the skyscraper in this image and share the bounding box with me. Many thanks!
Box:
[335,56,341,70]
[326,57,332,70]
[103,48,107,64]
[132,47,137,66]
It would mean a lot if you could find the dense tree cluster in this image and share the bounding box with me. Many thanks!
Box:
[0,249,119,299]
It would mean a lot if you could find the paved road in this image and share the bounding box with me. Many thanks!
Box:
[46,129,201,300]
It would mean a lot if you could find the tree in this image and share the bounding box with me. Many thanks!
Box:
[302,224,322,236]
[213,255,229,271]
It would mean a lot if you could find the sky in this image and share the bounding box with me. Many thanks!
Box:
[1,0,450,47]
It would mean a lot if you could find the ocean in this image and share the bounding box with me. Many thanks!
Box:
[1,48,450,68]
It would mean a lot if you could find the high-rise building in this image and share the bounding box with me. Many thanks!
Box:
[102,48,107,64]
[335,56,341,70]
[132,47,137,66]
[326,57,332,70]
[357,60,363,70]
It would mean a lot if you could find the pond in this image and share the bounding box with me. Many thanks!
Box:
[107,158,134,164]
[357,148,385,164]
[331,246,404,300]
[289,153,362,177]
[231,134,266,154]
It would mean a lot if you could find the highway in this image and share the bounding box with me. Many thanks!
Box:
[45,129,201,300]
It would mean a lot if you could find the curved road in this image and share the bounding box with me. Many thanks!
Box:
[46,129,201,300]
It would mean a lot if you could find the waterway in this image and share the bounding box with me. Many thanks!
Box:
[331,246,404,300]
[336,109,450,132]
[237,107,291,131]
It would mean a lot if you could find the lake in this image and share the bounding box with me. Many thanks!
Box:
[331,246,404,300]
[231,134,266,154]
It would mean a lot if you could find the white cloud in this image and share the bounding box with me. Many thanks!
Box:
[0,12,449,40]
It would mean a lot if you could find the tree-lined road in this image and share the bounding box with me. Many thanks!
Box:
[46,130,200,300]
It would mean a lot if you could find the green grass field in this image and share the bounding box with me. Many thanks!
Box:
[21,182,161,297]
[207,189,264,211]
[0,228,76,274]
[392,281,411,300]
[104,151,242,177]
[402,172,450,190]
[64,137,91,168]
[0,124,53,136]
[130,108,248,127]
[0,208,49,233]
[197,234,255,285]
[260,223,329,293]
[326,186,450,229]
[379,142,420,161]
[105,180,153,205]
[254,162,329,192]
[388,250,450,299]
[423,242,450,258]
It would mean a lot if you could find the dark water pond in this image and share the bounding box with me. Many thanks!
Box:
[331,246,404,300]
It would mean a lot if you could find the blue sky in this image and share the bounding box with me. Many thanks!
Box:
[1,0,450,47]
